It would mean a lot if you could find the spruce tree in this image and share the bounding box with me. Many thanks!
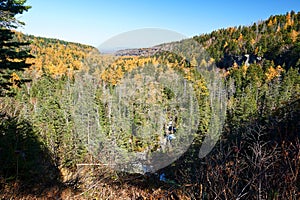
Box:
[0,0,32,95]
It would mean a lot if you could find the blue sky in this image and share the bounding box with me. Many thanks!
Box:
[18,0,300,47]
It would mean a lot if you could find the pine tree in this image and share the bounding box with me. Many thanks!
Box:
[0,0,32,95]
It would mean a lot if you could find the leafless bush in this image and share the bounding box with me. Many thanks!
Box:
[190,122,300,200]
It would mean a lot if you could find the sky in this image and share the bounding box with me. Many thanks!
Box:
[17,0,300,48]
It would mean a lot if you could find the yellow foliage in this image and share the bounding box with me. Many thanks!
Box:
[96,52,211,106]
[232,62,238,69]
[238,33,243,42]
[276,65,284,73]
[193,79,209,97]
[100,56,155,85]
[266,66,276,81]
[273,17,277,25]
[276,25,281,33]
[242,65,248,76]
[228,27,236,35]
[7,58,23,62]
[265,65,283,81]
[200,59,207,67]
[223,70,230,77]
[290,30,298,42]
[267,19,273,27]
[223,41,228,48]
[254,47,259,55]
[22,37,96,79]
[208,57,215,65]
[9,72,20,88]
[284,12,294,29]
[190,56,198,67]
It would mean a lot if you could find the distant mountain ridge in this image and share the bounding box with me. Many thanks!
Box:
[115,46,160,56]
[115,11,300,71]
[14,11,300,76]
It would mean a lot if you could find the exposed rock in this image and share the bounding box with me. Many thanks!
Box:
[115,47,161,57]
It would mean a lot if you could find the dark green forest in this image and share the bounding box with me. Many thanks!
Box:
[0,1,299,198]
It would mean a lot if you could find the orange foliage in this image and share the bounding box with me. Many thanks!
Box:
[22,37,96,79]
[290,30,298,42]
[265,65,284,81]
[100,56,155,85]
[267,19,273,27]
[9,72,20,88]
[284,12,294,29]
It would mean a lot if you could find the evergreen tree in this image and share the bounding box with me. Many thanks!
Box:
[0,0,32,95]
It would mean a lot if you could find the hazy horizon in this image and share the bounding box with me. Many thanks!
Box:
[98,28,186,53]
[18,0,300,47]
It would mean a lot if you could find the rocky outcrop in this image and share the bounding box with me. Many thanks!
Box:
[115,47,161,57]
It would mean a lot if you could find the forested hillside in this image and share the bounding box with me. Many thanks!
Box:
[194,11,300,70]
[1,11,300,199]
[16,32,98,77]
